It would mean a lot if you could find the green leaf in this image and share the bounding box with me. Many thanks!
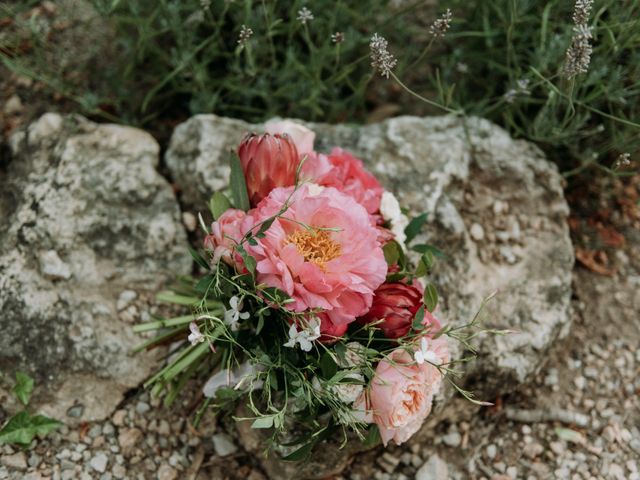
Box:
[424,283,438,312]
[334,342,347,366]
[382,241,401,266]
[251,416,274,429]
[244,255,257,276]
[412,305,425,330]
[282,441,314,462]
[13,372,34,406]
[404,213,428,244]
[412,244,446,259]
[256,314,265,335]
[320,352,338,380]
[209,191,231,220]
[0,411,61,446]
[229,150,250,211]
[195,274,215,294]
[363,424,381,447]
[415,251,435,277]
[189,247,210,271]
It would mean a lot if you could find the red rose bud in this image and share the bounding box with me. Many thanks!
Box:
[318,313,349,344]
[238,133,299,206]
[357,282,425,339]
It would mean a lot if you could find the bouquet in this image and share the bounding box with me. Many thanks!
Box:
[135,120,493,457]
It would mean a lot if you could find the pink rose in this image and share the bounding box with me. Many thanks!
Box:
[315,148,384,214]
[245,184,387,326]
[204,209,253,267]
[264,119,316,156]
[354,339,449,446]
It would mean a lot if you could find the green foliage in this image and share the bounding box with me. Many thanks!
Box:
[1,1,636,174]
[229,150,251,211]
[413,0,640,174]
[1,0,411,125]
[13,371,34,406]
[0,412,61,447]
[209,191,232,220]
[0,372,62,447]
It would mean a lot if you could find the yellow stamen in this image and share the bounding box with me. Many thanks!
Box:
[286,228,341,268]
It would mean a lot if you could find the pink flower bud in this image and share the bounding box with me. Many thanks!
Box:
[237,133,299,206]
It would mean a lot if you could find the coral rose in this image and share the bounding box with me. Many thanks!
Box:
[237,133,300,206]
[315,148,384,214]
[204,209,253,267]
[354,341,448,446]
[357,282,441,339]
[245,184,387,326]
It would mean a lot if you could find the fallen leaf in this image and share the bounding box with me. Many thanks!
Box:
[575,248,616,276]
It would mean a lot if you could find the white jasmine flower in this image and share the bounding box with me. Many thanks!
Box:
[187,322,205,345]
[414,337,441,365]
[224,295,249,331]
[284,318,321,351]
[380,190,409,248]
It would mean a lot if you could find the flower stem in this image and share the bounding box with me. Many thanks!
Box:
[390,72,463,116]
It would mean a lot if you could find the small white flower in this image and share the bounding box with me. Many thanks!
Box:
[331,32,345,44]
[187,322,205,345]
[414,337,440,365]
[237,24,253,47]
[224,295,249,331]
[284,318,321,352]
[369,33,397,78]
[380,190,409,248]
[297,7,314,24]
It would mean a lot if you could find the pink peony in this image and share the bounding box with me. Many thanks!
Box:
[204,209,254,267]
[245,184,387,326]
[315,148,384,214]
[354,339,449,446]
[264,119,316,156]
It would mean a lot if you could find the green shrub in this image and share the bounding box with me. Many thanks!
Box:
[1,0,638,175]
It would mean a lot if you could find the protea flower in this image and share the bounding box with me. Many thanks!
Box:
[238,133,299,206]
[357,282,440,339]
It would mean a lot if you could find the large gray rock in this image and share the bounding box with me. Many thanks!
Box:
[165,114,574,478]
[0,113,191,422]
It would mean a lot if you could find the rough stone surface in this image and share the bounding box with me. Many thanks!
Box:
[0,113,191,422]
[415,454,449,480]
[165,114,574,477]
[166,113,573,390]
